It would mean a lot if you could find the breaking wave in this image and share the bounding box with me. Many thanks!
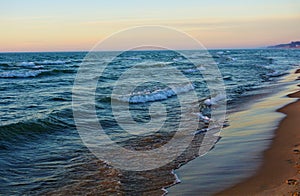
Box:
[115,83,195,103]
[0,70,46,78]
[0,69,76,78]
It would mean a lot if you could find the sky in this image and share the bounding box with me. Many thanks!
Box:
[0,0,299,52]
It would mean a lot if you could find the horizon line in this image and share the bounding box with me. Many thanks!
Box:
[0,47,272,54]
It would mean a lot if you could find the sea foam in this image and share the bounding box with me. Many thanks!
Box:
[36,60,66,65]
[0,70,45,78]
[204,94,226,106]
[19,62,35,67]
[117,83,194,103]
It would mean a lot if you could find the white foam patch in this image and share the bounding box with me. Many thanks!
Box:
[117,83,194,103]
[32,65,44,69]
[226,57,236,61]
[183,69,197,73]
[204,94,226,106]
[161,188,168,195]
[197,112,210,122]
[171,170,181,183]
[0,70,45,78]
[134,61,173,67]
[37,60,66,65]
[198,66,206,71]
[183,66,206,73]
[19,62,35,67]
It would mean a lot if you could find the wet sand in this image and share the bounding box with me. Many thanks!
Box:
[217,70,300,195]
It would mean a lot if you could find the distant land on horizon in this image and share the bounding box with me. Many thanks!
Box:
[268,41,300,49]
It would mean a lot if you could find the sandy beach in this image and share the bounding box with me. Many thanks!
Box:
[217,69,300,195]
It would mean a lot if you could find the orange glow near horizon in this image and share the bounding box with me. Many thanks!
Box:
[0,1,299,52]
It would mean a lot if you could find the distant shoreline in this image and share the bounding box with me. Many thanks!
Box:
[268,41,300,49]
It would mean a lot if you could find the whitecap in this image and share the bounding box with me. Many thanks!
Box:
[36,60,65,65]
[183,66,206,73]
[225,56,236,61]
[19,62,35,67]
[204,94,226,106]
[117,83,194,103]
[183,69,198,73]
[134,61,172,68]
[0,70,45,78]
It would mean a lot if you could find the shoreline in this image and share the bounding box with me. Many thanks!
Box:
[217,69,300,195]
[167,69,298,195]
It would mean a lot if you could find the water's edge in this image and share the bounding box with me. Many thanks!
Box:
[167,69,299,195]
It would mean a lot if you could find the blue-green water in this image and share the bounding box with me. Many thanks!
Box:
[0,49,299,195]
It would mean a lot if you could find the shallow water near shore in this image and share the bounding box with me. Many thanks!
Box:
[168,70,300,195]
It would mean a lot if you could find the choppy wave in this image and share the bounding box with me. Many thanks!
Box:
[0,68,76,78]
[225,56,236,61]
[134,61,173,68]
[267,71,288,77]
[223,75,232,80]
[124,57,142,60]
[71,59,83,63]
[0,109,74,147]
[50,97,69,102]
[18,60,70,67]
[45,68,76,75]
[116,83,194,103]
[260,57,274,64]
[36,60,68,65]
[0,62,11,67]
[183,66,206,73]
[0,70,46,78]
[20,62,36,67]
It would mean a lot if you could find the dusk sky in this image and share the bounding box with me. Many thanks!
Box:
[1,0,299,52]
